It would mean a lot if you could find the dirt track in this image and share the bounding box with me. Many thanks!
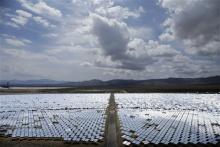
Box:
[105,93,118,147]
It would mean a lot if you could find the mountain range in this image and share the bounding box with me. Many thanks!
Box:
[1,76,220,87]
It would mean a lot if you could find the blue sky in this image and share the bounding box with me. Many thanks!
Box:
[0,0,219,81]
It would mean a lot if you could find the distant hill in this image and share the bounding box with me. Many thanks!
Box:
[0,79,65,87]
[1,76,220,87]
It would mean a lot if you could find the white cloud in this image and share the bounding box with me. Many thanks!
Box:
[159,0,192,13]
[4,37,32,47]
[159,32,174,41]
[127,39,179,57]
[95,5,145,20]
[185,40,220,56]
[22,39,32,44]
[7,9,55,29]
[11,16,27,26]
[33,16,53,27]
[5,22,20,28]
[129,27,153,41]
[1,0,219,80]
[94,55,122,69]
[42,33,58,38]
[10,9,32,26]
[147,40,179,57]
[91,14,180,70]
[159,0,220,56]
[16,9,32,18]
[80,61,93,67]
[5,38,25,47]
[18,0,62,17]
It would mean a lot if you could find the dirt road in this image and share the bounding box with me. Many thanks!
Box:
[105,93,118,147]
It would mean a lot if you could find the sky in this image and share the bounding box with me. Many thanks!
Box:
[0,0,220,81]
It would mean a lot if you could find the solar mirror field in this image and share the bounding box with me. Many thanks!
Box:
[0,93,220,147]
